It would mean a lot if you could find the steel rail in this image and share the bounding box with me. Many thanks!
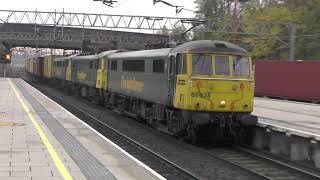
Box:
[202,145,320,180]
[235,145,320,179]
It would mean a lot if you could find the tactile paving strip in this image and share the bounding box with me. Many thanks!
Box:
[13,79,117,180]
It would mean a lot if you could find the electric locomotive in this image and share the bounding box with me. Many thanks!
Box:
[106,40,257,142]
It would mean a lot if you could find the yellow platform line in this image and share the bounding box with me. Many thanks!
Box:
[8,79,73,180]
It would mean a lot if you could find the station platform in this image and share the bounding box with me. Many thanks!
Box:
[0,78,164,180]
[253,97,320,140]
[252,97,320,169]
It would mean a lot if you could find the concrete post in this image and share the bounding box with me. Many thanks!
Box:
[289,23,296,60]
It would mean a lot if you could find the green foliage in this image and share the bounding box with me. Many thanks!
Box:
[294,0,320,59]
[193,0,320,60]
[242,0,320,59]
[242,3,294,59]
[193,0,235,41]
[156,26,192,42]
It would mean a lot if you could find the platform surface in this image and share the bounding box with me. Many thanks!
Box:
[253,97,320,139]
[0,78,164,180]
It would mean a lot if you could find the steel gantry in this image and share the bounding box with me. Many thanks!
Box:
[0,9,199,51]
[0,24,169,51]
[0,9,296,58]
[0,9,196,31]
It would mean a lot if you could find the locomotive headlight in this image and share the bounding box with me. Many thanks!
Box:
[220,100,226,106]
[5,54,10,60]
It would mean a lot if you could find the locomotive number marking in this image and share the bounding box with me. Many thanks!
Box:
[191,92,212,98]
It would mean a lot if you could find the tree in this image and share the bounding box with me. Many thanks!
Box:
[241,1,294,59]
[193,0,320,60]
[193,0,248,42]
[157,26,193,44]
[239,0,320,60]
[292,0,320,59]
[156,26,169,36]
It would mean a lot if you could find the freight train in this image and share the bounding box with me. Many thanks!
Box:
[25,40,257,143]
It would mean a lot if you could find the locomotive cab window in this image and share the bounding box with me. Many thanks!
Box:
[192,55,212,75]
[94,59,99,70]
[169,56,175,75]
[233,56,250,78]
[153,59,164,73]
[215,56,230,76]
[110,60,117,71]
[122,60,145,72]
[89,61,94,69]
[176,54,187,75]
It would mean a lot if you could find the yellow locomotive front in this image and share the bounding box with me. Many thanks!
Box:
[169,40,257,142]
[174,53,254,113]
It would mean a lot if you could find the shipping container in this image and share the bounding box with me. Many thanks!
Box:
[254,60,320,102]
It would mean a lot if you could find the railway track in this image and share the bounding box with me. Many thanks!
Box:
[21,75,200,180]
[22,75,320,180]
[203,145,320,180]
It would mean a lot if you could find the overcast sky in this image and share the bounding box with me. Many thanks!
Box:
[3,0,197,18]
